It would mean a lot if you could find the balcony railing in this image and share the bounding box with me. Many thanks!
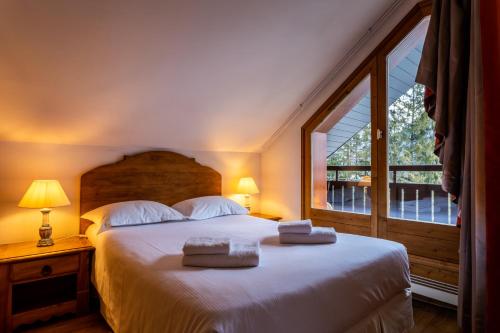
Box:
[326,165,457,225]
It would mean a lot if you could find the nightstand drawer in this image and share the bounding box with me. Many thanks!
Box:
[10,255,80,282]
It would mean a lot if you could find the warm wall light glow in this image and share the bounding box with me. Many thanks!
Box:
[237,177,259,195]
[18,180,70,209]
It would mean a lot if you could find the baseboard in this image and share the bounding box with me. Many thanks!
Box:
[411,274,458,307]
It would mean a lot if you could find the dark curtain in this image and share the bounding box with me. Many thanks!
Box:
[480,0,500,331]
[415,0,468,202]
[416,0,486,331]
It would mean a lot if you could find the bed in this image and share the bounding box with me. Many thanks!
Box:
[80,151,414,333]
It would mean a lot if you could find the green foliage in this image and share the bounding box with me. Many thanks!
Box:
[327,84,441,184]
[328,124,371,166]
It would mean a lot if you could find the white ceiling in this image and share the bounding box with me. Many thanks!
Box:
[0,0,396,152]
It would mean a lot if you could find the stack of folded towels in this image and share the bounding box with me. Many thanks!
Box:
[278,219,337,244]
[182,237,260,268]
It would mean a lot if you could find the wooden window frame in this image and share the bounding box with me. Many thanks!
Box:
[301,0,460,285]
[302,60,377,237]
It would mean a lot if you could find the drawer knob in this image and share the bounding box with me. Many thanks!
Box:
[41,265,52,276]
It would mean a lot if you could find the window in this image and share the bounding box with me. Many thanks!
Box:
[311,76,372,215]
[302,1,459,286]
[386,17,458,225]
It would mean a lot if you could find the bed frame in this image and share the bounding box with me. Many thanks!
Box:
[79,151,221,234]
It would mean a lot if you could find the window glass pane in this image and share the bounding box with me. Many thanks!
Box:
[312,76,371,214]
[387,17,458,225]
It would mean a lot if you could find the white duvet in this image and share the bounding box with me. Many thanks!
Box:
[90,215,412,333]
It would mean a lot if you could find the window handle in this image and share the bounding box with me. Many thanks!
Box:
[377,129,383,140]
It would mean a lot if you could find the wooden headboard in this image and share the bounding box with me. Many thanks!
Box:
[79,151,221,233]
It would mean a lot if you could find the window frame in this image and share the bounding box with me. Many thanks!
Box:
[302,59,378,237]
[301,0,460,286]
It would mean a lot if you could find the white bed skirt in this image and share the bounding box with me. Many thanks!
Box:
[345,289,414,333]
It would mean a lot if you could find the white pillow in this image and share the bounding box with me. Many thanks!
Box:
[81,200,184,230]
[172,196,248,220]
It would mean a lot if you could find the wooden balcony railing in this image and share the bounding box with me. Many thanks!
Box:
[325,165,457,224]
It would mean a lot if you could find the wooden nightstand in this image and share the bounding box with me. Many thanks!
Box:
[250,212,282,221]
[0,236,94,332]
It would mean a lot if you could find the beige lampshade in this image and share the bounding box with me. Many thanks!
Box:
[237,177,259,195]
[18,180,71,209]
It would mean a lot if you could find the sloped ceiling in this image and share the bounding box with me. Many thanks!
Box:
[0,0,396,152]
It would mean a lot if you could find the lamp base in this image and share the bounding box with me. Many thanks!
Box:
[38,211,54,247]
[243,194,252,213]
[37,237,54,247]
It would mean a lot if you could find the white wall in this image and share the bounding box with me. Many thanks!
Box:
[260,0,419,220]
[0,141,260,244]
[0,0,396,153]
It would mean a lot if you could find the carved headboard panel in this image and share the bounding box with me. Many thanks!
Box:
[79,151,221,233]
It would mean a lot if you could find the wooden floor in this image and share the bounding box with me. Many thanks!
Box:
[17,299,458,333]
[410,300,459,333]
[18,314,111,333]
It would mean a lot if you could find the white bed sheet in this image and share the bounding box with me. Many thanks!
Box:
[87,215,412,333]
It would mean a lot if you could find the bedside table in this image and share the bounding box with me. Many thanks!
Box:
[250,212,282,221]
[0,236,94,332]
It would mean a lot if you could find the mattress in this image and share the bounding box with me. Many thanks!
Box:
[87,215,413,333]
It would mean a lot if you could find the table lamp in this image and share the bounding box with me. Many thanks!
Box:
[237,177,259,212]
[357,176,371,187]
[18,180,71,247]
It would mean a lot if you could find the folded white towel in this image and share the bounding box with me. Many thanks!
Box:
[183,237,231,255]
[277,219,312,234]
[182,241,260,268]
[279,227,337,244]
